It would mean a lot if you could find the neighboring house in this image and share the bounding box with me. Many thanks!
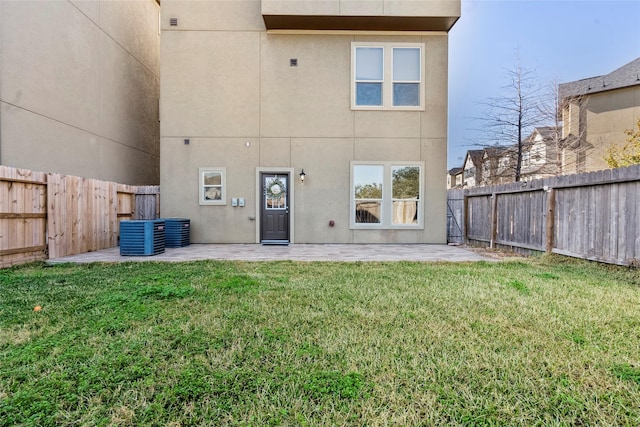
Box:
[447,167,463,189]
[160,0,461,244]
[0,0,160,185]
[559,57,640,174]
[461,126,560,187]
[462,150,483,188]
[480,146,514,186]
[520,126,560,181]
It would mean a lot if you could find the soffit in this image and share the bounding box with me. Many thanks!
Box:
[262,15,459,32]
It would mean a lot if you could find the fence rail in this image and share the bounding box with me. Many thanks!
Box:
[449,164,640,266]
[0,166,159,268]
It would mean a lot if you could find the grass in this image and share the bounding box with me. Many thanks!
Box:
[1,255,639,426]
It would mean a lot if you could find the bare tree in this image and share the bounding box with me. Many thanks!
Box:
[538,78,564,174]
[474,60,543,182]
[539,78,590,175]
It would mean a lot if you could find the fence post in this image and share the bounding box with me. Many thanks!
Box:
[133,191,141,220]
[545,188,556,253]
[463,193,469,245]
[490,193,498,249]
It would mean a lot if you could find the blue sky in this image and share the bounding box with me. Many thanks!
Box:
[447,0,640,168]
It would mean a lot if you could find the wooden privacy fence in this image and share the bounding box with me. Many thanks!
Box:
[448,164,640,266]
[0,166,159,268]
[0,167,48,267]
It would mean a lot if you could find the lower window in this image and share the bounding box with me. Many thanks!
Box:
[199,167,226,205]
[351,162,423,229]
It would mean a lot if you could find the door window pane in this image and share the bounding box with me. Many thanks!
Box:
[264,175,287,209]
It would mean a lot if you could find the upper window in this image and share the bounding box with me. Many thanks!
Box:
[351,162,424,229]
[199,167,226,205]
[352,42,424,110]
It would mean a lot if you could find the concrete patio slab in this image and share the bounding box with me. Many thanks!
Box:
[48,244,497,263]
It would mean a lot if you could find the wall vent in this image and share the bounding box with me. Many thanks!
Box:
[170,18,178,26]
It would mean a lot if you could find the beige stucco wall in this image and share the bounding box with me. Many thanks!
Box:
[0,0,160,185]
[160,0,451,243]
[583,87,640,172]
[562,86,640,174]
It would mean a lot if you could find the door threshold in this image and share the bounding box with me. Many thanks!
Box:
[261,240,289,246]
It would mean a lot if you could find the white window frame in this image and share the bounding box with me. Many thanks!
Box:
[199,167,226,206]
[350,161,424,229]
[351,42,425,111]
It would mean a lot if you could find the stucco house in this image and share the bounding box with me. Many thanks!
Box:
[160,0,461,244]
[559,57,640,174]
[0,0,160,185]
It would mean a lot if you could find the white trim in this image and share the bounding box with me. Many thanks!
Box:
[351,42,425,111]
[199,167,226,206]
[350,161,424,229]
[255,168,295,244]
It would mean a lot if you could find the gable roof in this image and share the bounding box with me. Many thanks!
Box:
[559,57,640,100]
[532,126,557,140]
[464,149,484,167]
[482,146,512,160]
[448,167,463,175]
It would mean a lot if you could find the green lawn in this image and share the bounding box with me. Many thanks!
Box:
[1,256,639,426]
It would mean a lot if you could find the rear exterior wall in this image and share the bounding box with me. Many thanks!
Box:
[160,0,449,243]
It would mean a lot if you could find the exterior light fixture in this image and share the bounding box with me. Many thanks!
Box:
[299,169,306,182]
